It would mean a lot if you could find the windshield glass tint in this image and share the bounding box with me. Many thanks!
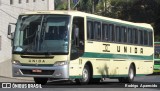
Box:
[13,15,70,54]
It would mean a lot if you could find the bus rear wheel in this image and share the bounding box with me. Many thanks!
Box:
[126,65,135,83]
[34,77,48,85]
[75,65,90,85]
[118,65,135,83]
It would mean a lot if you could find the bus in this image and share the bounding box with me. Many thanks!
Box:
[7,10,154,85]
[154,42,160,73]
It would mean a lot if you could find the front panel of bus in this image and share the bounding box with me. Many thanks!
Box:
[12,14,71,78]
[154,42,160,73]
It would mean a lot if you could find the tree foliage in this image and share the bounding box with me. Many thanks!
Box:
[55,0,68,10]
[55,0,160,41]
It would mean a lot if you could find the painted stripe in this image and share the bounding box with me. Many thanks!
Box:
[154,70,160,72]
[82,52,153,60]
[93,74,146,78]
[69,76,82,79]
[69,74,146,79]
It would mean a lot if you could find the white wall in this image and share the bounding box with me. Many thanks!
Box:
[0,0,54,77]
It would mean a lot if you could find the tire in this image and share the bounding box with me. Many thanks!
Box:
[118,65,135,83]
[75,65,90,85]
[126,65,135,83]
[34,77,48,85]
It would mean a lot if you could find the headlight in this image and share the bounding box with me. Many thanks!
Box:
[54,61,67,66]
[12,60,21,65]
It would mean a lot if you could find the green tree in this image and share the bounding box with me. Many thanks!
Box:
[76,0,92,13]
[55,0,68,10]
[75,0,100,13]
[54,0,160,41]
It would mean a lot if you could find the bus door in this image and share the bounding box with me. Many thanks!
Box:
[70,17,84,60]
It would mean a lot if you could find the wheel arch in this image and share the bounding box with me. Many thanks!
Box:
[85,61,93,78]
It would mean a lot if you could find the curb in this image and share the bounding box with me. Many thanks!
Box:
[0,76,33,82]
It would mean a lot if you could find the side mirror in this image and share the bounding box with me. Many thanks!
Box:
[7,24,13,39]
[7,23,16,39]
[8,24,11,35]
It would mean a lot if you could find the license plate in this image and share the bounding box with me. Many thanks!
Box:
[32,69,42,73]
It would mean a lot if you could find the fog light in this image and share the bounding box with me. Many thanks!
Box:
[12,60,21,65]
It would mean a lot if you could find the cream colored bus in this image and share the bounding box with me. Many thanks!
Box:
[8,10,154,85]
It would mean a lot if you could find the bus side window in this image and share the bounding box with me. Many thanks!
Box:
[149,31,153,46]
[139,30,144,45]
[116,26,121,42]
[144,30,148,46]
[94,22,101,41]
[132,28,135,44]
[121,26,125,43]
[128,28,132,44]
[102,23,108,41]
[124,27,127,43]
[134,28,138,44]
[87,21,93,40]
[109,24,115,42]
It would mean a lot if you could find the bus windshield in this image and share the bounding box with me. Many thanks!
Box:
[155,43,160,58]
[13,15,70,54]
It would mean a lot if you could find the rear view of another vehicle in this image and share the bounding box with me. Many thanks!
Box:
[154,42,160,74]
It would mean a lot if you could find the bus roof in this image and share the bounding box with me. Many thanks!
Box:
[20,10,153,30]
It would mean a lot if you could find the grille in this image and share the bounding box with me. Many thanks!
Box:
[21,64,53,67]
[21,69,54,75]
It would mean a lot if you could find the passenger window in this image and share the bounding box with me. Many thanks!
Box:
[109,24,115,42]
[144,31,148,46]
[128,28,132,44]
[121,26,127,43]
[134,28,138,44]
[94,22,101,40]
[139,30,144,45]
[102,24,109,41]
[116,26,121,42]
[149,32,153,46]
[87,21,94,40]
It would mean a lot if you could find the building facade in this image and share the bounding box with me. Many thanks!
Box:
[0,0,54,77]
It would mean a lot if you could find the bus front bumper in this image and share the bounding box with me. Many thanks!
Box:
[12,64,69,78]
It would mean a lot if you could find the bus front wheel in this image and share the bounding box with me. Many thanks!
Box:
[75,65,90,85]
[34,77,48,85]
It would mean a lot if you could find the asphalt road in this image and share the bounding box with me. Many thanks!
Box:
[0,75,160,91]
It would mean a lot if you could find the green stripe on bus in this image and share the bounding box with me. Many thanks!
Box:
[69,76,82,79]
[70,74,146,79]
[93,74,145,78]
[82,52,153,60]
